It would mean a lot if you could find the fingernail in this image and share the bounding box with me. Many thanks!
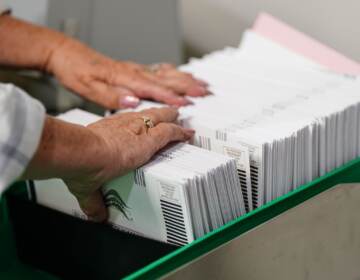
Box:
[169,106,179,112]
[206,90,214,95]
[184,98,194,105]
[197,79,209,87]
[196,86,207,95]
[185,128,195,134]
[176,97,193,106]
[187,86,208,97]
[119,96,140,108]
[184,129,195,138]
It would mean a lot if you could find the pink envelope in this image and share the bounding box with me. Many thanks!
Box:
[252,12,360,75]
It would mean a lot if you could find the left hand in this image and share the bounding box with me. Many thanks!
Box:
[46,38,209,109]
[65,107,194,222]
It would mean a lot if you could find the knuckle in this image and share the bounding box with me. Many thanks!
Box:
[169,123,177,133]
[164,123,177,137]
[126,123,143,135]
[171,124,184,137]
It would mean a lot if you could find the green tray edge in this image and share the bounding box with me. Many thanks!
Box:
[124,157,360,280]
[3,157,360,280]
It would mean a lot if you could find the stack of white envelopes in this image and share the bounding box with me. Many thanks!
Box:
[34,109,245,246]
[34,14,360,245]
[179,40,360,209]
[121,29,360,211]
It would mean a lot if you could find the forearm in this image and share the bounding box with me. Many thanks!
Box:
[22,116,106,181]
[0,15,68,71]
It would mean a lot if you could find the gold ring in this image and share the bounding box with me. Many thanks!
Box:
[141,116,154,129]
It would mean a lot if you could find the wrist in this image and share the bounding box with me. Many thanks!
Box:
[23,116,108,182]
[0,15,68,71]
[43,35,73,74]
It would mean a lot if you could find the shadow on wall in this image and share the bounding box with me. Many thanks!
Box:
[180,0,249,60]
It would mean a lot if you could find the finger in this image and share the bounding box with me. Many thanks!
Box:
[195,79,209,87]
[138,107,179,125]
[87,80,140,109]
[156,63,176,71]
[148,123,195,151]
[159,68,209,87]
[105,111,139,124]
[96,112,140,130]
[142,72,209,97]
[144,63,176,75]
[77,190,108,223]
[106,107,179,129]
[116,75,192,106]
[126,107,180,135]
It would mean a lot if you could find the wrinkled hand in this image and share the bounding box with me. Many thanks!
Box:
[64,107,194,222]
[47,38,209,109]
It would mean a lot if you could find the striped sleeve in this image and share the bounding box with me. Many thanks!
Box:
[0,83,46,194]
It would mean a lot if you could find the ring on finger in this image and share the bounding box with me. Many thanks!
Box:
[141,116,155,129]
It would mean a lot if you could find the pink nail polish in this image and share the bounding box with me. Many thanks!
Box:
[184,129,195,138]
[178,96,193,103]
[185,129,195,134]
[195,86,207,95]
[187,86,208,97]
[197,79,209,87]
[119,96,140,108]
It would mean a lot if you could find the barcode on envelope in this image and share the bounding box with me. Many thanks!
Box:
[198,136,211,150]
[238,169,249,212]
[250,165,259,208]
[215,130,227,141]
[134,169,146,187]
[160,199,188,246]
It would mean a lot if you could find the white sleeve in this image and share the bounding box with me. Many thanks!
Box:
[0,83,46,194]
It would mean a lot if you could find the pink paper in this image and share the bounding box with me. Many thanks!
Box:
[252,12,360,75]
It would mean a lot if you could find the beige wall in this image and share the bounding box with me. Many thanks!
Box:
[180,0,360,61]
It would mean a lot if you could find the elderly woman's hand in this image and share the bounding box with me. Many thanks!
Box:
[46,38,209,109]
[64,107,193,222]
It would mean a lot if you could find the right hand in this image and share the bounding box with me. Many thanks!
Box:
[47,37,209,109]
[65,107,194,222]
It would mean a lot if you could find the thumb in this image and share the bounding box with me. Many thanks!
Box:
[88,80,140,109]
[77,190,108,223]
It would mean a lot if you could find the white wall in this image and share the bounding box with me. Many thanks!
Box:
[89,0,182,64]
[5,0,360,62]
[5,0,182,64]
[180,0,360,62]
[4,0,48,25]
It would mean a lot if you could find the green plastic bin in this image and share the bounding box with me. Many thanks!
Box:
[2,157,360,280]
